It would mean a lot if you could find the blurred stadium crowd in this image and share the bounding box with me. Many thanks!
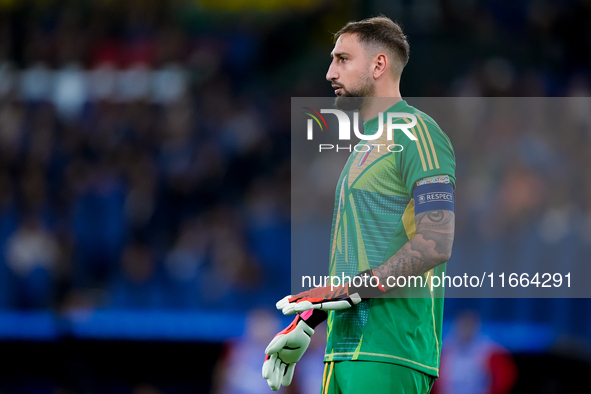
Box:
[0,0,296,311]
[0,0,590,363]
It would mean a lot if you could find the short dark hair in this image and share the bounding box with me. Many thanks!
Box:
[335,16,410,77]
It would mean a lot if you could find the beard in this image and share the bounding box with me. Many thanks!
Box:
[334,73,375,111]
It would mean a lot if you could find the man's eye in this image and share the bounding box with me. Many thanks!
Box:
[339,57,347,63]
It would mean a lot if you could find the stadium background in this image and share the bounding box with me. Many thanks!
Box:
[0,0,590,393]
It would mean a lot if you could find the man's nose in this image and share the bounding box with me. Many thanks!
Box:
[326,62,338,82]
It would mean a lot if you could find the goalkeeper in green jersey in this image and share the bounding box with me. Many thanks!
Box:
[263,16,456,393]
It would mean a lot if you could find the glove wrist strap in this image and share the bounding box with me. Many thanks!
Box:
[299,309,327,328]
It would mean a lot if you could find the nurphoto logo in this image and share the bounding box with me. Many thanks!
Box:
[303,108,418,153]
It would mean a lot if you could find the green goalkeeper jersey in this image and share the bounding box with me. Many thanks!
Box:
[324,100,456,377]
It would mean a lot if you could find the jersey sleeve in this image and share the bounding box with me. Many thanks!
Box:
[395,113,456,195]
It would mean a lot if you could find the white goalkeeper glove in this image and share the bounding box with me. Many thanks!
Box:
[262,310,327,391]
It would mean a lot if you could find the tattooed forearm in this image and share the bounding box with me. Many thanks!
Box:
[374,210,455,289]
[414,210,455,258]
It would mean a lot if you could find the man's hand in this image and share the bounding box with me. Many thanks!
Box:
[262,310,327,391]
[276,269,385,315]
[262,317,312,391]
[276,285,361,315]
[262,353,297,391]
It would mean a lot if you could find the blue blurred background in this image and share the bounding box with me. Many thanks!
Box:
[0,0,591,393]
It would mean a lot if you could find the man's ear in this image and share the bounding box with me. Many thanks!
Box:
[372,53,388,79]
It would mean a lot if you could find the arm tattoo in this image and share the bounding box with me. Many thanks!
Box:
[374,210,455,288]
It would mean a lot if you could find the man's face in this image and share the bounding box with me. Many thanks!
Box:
[326,33,375,110]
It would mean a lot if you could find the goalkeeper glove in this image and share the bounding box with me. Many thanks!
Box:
[262,309,327,391]
[276,269,386,315]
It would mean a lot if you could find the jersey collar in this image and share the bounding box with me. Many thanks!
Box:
[362,100,408,134]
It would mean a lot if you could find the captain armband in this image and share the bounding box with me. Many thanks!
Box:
[412,181,454,214]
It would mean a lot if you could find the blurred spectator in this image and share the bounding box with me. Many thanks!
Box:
[71,156,127,287]
[434,311,518,394]
[109,242,165,309]
[162,216,208,309]
[201,205,262,310]
[5,215,59,309]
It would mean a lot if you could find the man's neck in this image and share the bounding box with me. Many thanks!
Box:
[359,84,402,121]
